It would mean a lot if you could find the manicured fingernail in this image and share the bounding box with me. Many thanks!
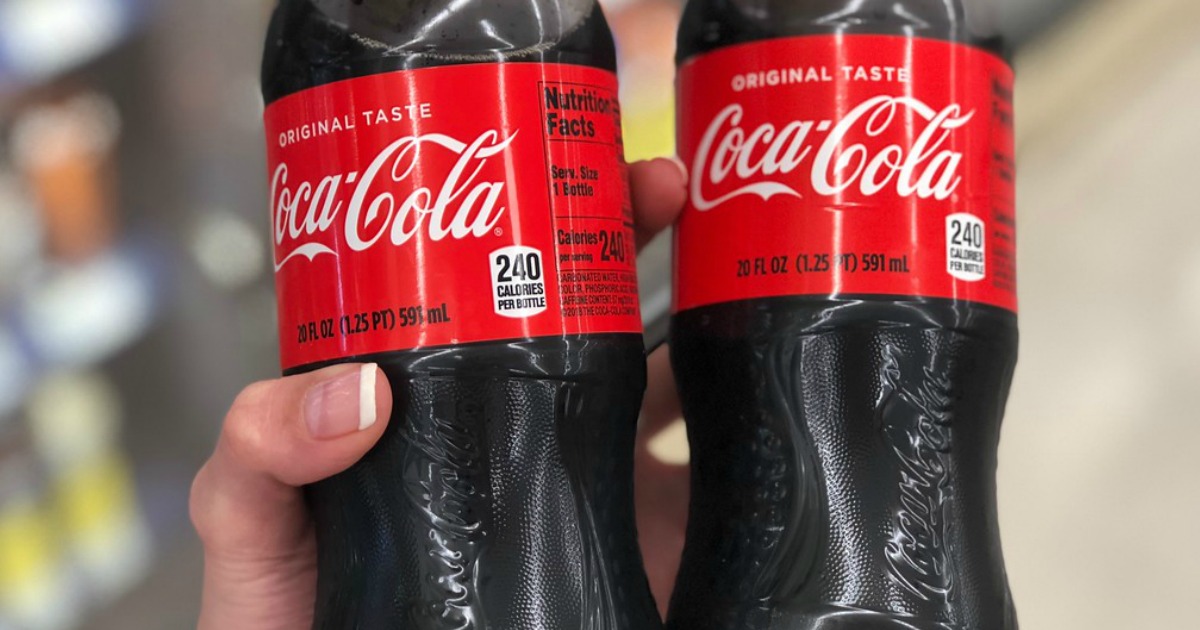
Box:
[358,364,378,431]
[304,364,378,439]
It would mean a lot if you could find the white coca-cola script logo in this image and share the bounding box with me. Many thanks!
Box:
[691,96,974,211]
[271,131,515,270]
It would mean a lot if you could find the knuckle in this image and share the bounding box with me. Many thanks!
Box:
[189,462,220,545]
[221,380,280,471]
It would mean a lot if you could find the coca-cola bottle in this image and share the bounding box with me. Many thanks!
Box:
[261,1,660,627]
[670,1,1018,629]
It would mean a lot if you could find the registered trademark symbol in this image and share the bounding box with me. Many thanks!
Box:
[494,228,503,236]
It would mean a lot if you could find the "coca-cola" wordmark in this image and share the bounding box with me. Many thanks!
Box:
[271,131,515,271]
[691,96,974,212]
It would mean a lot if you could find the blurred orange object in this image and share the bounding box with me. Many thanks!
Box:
[10,91,121,264]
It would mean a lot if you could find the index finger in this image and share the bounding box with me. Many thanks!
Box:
[631,158,688,250]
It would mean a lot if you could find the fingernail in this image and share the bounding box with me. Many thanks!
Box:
[304,364,378,439]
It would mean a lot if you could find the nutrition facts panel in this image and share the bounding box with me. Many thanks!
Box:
[538,78,640,323]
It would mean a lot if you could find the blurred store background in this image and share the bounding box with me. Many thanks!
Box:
[0,0,1196,628]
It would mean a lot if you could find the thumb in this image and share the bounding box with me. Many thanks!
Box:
[190,363,391,629]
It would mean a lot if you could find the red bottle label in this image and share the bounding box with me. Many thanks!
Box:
[675,35,1016,314]
[265,63,639,370]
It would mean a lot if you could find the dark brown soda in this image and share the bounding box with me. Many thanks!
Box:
[262,2,661,628]
[669,2,1019,629]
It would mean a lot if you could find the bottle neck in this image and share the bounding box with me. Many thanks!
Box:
[264,0,616,105]
[678,0,1005,63]
[307,0,596,56]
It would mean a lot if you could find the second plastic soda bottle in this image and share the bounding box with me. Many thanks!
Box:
[670,1,1019,628]
[261,1,661,627]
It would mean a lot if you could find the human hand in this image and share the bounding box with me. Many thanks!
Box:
[190,158,689,628]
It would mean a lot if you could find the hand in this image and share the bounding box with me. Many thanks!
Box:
[190,158,690,628]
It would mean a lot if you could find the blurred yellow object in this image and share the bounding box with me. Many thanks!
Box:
[55,454,134,545]
[608,0,680,162]
[26,371,152,604]
[623,104,675,164]
[0,497,78,630]
[0,499,55,598]
[52,451,151,599]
